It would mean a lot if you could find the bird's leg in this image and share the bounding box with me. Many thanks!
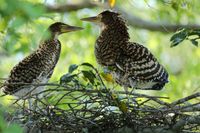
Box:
[130,88,137,105]
[123,86,130,104]
[31,91,42,112]
[121,73,130,102]
[129,79,137,105]
[27,92,37,112]
[31,84,43,111]
[28,98,33,111]
[32,98,36,112]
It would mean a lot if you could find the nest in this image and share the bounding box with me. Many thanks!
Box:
[2,63,200,133]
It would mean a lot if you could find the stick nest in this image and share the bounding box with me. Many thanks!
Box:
[2,63,200,133]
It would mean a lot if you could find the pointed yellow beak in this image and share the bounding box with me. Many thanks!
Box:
[61,25,83,33]
[81,16,101,23]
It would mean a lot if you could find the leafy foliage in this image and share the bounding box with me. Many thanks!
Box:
[0,0,45,53]
[170,29,200,47]
[60,63,99,86]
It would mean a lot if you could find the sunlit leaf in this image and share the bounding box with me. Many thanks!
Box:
[101,72,114,83]
[109,0,116,8]
[111,93,118,100]
[0,19,8,32]
[118,101,128,113]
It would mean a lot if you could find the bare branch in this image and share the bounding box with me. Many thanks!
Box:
[1,82,169,99]
[46,1,96,13]
[44,1,200,33]
[170,92,200,106]
[173,115,200,131]
[2,81,200,132]
[116,7,200,33]
[1,63,199,132]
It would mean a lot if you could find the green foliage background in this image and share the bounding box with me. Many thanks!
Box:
[0,0,200,132]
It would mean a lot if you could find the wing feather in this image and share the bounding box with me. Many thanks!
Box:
[116,42,168,83]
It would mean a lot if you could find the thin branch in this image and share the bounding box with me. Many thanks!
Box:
[44,1,200,33]
[173,115,200,131]
[170,92,200,106]
[116,7,200,33]
[2,80,199,132]
[1,82,169,99]
[46,1,96,13]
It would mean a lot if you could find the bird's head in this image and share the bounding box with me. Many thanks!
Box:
[48,22,83,35]
[81,10,121,26]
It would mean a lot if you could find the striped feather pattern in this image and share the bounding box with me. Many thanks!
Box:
[94,10,168,90]
[2,39,61,96]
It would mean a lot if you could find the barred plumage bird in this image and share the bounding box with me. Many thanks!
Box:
[1,22,83,108]
[81,10,168,90]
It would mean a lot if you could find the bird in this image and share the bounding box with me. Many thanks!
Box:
[81,10,168,92]
[1,22,83,109]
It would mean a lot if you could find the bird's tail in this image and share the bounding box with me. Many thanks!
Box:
[0,86,7,96]
[135,81,168,90]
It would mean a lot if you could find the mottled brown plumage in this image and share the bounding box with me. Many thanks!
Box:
[2,22,83,98]
[81,10,168,90]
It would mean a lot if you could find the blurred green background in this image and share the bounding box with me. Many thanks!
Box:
[0,0,200,107]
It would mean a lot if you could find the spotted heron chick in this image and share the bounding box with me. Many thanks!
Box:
[1,22,83,109]
[81,10,168,92]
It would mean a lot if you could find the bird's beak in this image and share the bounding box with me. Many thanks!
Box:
[81,16,100,23]
[61,25,84,33]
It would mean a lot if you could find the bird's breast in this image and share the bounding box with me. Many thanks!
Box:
[95,43,118,66]
[42,41,61,67]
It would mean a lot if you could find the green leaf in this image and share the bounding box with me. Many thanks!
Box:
[68,64,78,73]
[171,1,179,11]
[190,39,198,47]
[82,70,96,84]
[60,73,77,84]
[170,29,187,47]
[188,30,200,36]
[81,62,94,68]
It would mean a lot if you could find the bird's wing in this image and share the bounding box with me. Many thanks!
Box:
[3,51,48,94]
[116,42,168,83]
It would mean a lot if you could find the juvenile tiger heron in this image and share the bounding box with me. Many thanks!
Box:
[1,22,83,109]
[81,10,168,93]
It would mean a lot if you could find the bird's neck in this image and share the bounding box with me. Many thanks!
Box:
[39,31,61,51]
[97,20,130,47]
[40,31,59,45]
[51,32,59,40]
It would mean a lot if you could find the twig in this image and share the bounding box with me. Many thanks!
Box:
[44,1,200,33]
[2,82,168,99]
[170,92,200,106]
[172,115,200,131]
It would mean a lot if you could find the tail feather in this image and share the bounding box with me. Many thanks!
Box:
[0,86,8,96]
[1,86,8,94]
[136,82,167,90]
